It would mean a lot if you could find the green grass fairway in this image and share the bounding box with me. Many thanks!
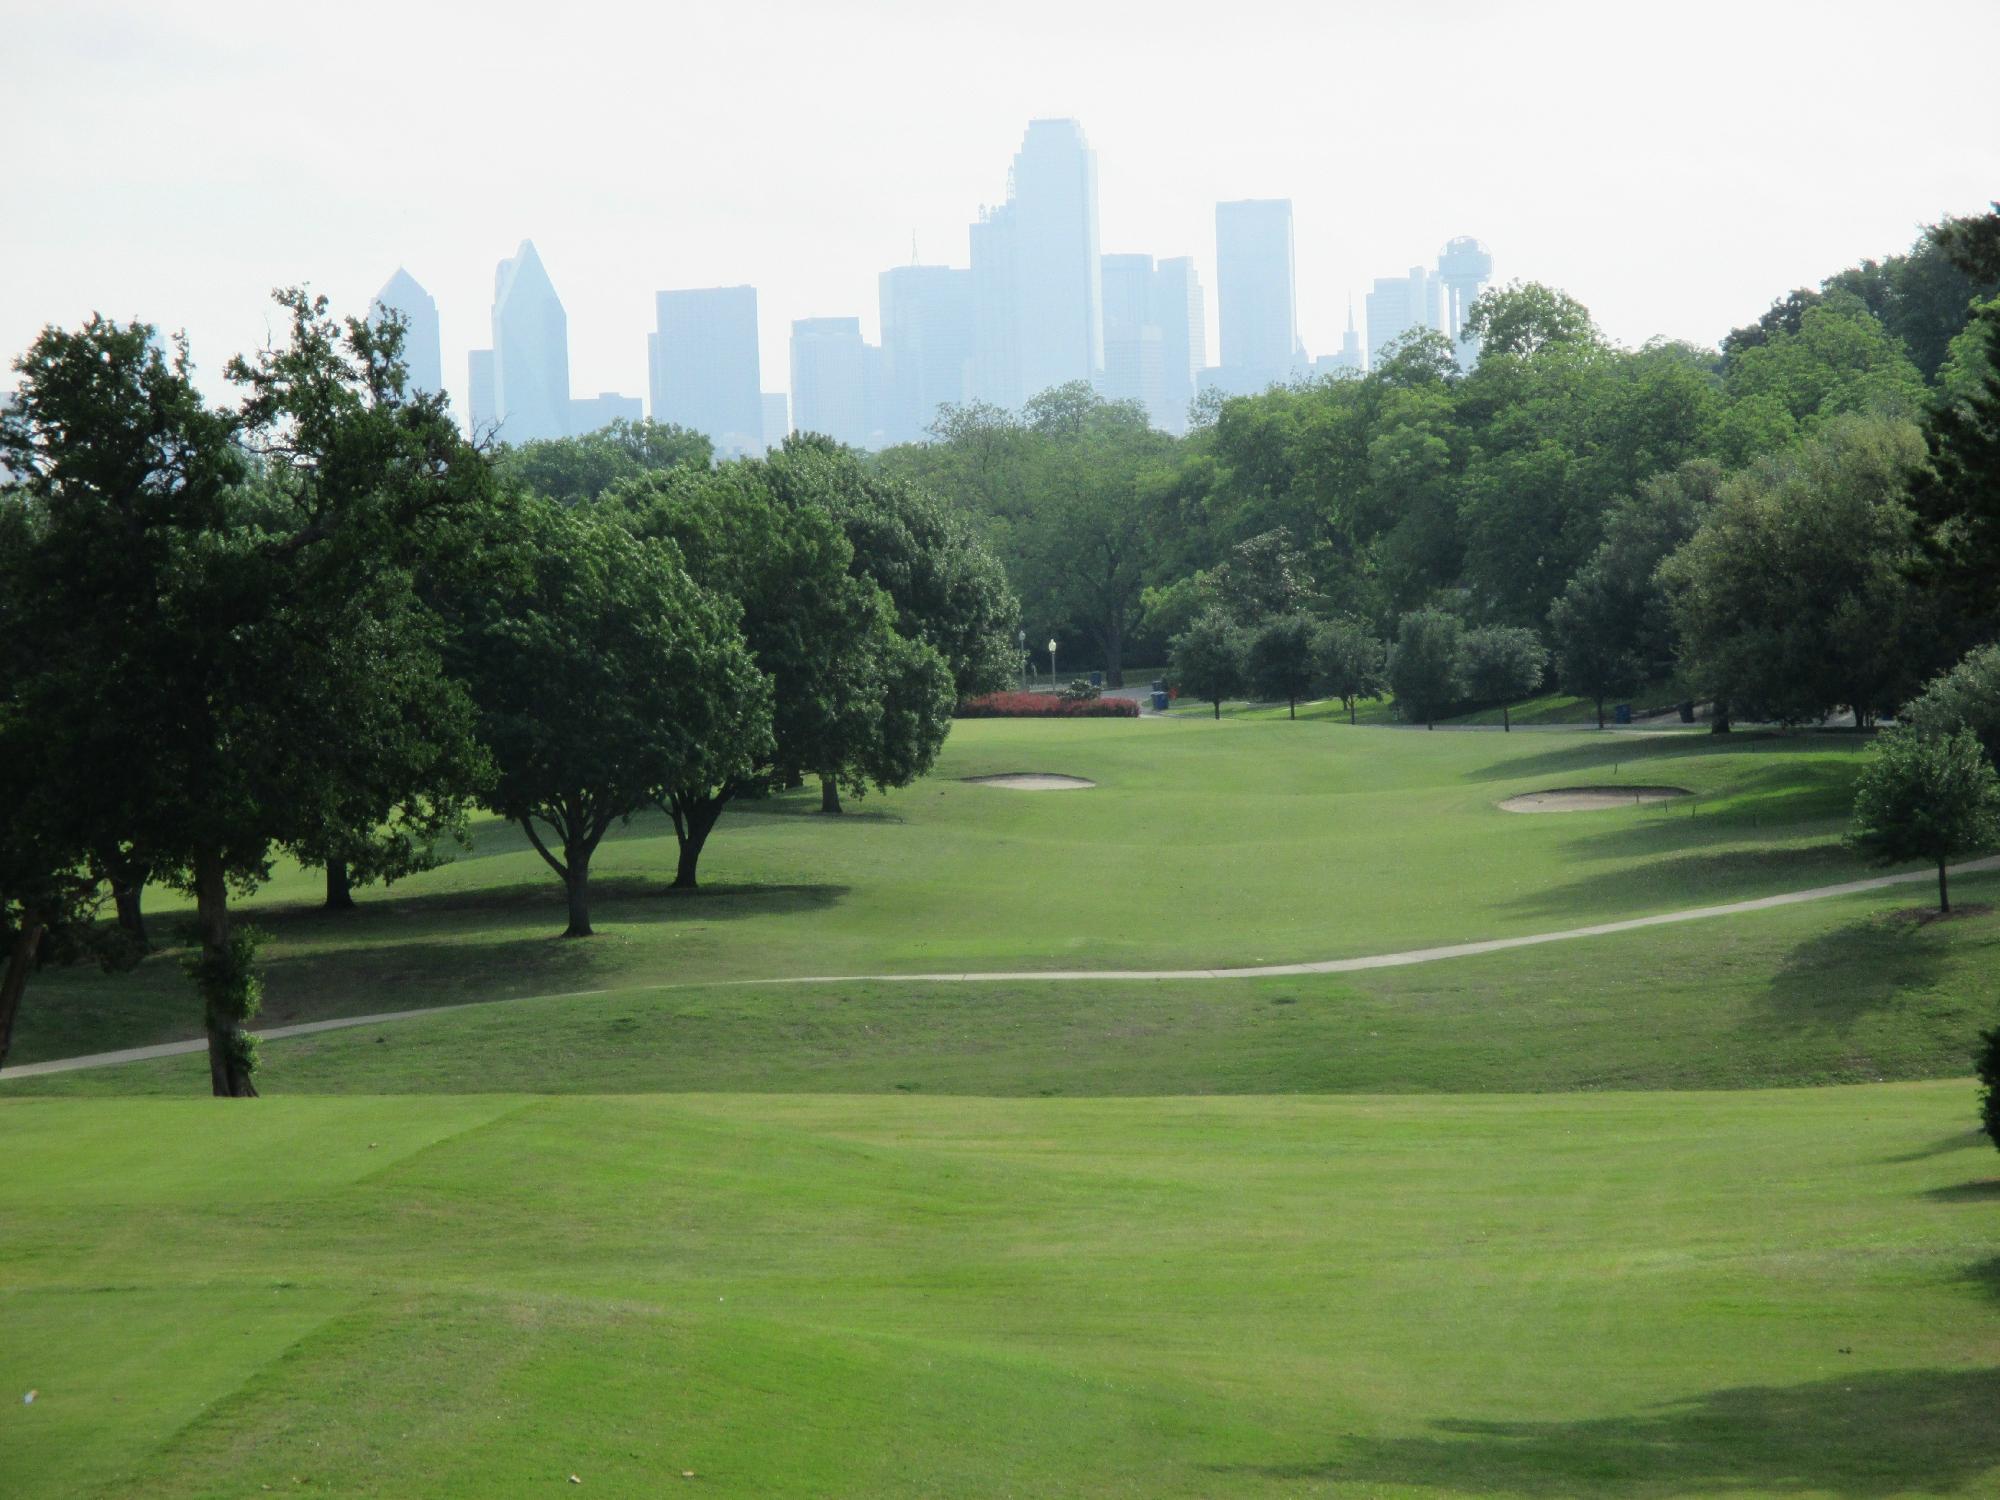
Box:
[8,719,1899,1066]
[4,1085,1996,1498]
[15,868,1999,1099]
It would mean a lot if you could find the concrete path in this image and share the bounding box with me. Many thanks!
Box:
[6,858,1994,1081]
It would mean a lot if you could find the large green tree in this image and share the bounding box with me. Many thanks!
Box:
[1,301,486,1094]
[1660,416,1930,727]
[1171,608,1245,719]
[1246,612,1321,719]
[458,498,768,935]
[1459,625,1547,731]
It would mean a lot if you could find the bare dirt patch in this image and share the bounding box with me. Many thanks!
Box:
[1499,785,1691,813]
[962,773,1097,791]
[1884,901,1994,928]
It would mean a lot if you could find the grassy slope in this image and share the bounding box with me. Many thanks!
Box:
[4,1085,1997,1498]
[9,719,1895,1066]
[15,870,1999,1099]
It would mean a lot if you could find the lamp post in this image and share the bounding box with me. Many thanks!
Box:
[1018,627,1028,689]
[1047,637,1058,689]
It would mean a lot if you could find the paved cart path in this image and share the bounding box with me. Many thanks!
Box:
[6,857,1995,1080]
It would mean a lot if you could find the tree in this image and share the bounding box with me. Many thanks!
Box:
[1207,528,1316,624]
[1659,416,1930,727]
[1389,609,1465,729]
[1171,608,1245,719]
[619,459,948,876]
[230,297,497,912]
[765,437,1019,696]
[1459,625,1547,731]
[1464,281,1604,359]
[1315,619,1387,725]
[497,417,712,505]
[1548,575,1638,731]
[1247,612,1321,718]
[1849,727,2000,913]
[458,498,769,935]
[1,300,494,1095]
[1898,644,2000,768]
[1912,296,2000,647]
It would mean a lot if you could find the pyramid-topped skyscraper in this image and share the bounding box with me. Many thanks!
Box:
[371,268,442,398]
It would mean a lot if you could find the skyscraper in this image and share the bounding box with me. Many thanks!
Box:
[371,268,442,398]
[649,286,762,456]
[1152,256,1206,432]
[1436,236,1495,367]
[761,391,791,450]
[1215,199,1301,393]
[489,240,571,443]
[568,392,643,434]
[879,264,973,445]
[789,317,870,447]
[1099,253,1164,419]
[970,118,1102,407]
[1365,266,1441,366]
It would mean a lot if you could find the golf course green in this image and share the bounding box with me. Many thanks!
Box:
[4,717,1997,1497]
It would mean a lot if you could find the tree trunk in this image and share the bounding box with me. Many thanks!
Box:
[1212,698,1221,720]
[1103,624,1124,689]
[1596,695,1606,730]
[1289,697,1297,720]
[820,776,843,815]
[194,852,257,1098]
[324,858,356,911]
[1503,703,1512,732]
[1939,859,1951,915]
[112,881,149,948]
[668,793,727,891]
[564,851,593,938]
[0,916,46,1073]
[1711,698,1732,734]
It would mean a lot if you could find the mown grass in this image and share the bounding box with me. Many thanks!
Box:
[3,1084,1997,1497]
[8,718,1893,1067]
[14,871,1999,1099]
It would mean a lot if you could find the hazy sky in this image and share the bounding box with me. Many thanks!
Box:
[5,0,1997,422]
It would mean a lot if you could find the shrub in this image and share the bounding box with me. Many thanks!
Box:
[955,691,1137,719]
[1059,677,1102,701]
[1980,1025,2000,1154]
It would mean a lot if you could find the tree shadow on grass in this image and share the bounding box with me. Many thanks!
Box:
[1761,914,1954,1029]
[1214,1367,2000,1496]
[1496,844,1850,927]
[1922,1180,2000,1203]
[1454,731,1804,785]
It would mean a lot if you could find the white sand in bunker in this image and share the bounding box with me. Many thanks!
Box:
[962,773,1097,791]
[1499,785,1691,813]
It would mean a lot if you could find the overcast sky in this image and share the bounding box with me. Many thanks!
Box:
[5,0,1997,421]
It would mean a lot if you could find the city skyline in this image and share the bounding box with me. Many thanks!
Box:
[6,2,1997,433]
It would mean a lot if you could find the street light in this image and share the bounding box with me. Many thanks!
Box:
[1018,627,1027,689]
[1047,637,1058,688]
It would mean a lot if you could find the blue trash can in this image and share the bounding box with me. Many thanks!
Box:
[1151,690,1170,711]
[1089,671,1103,687]
[1614,702,1632,725]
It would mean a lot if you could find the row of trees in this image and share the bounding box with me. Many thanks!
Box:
[877,208,2000,728]
[0,297,1019,1090]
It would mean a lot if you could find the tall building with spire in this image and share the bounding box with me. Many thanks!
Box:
[371,268,442,398]
[1314,300,1364,378]
[1215,198,1301,393]
[485,241,571,443]
[970,118,1102,408]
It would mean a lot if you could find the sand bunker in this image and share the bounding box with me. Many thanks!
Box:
[963,773,1097,791]
[1499,785,1690,813]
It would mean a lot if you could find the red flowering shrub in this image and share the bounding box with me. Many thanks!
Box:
[955,691,1138,718]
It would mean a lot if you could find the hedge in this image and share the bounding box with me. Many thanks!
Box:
[955,691,1139,719]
